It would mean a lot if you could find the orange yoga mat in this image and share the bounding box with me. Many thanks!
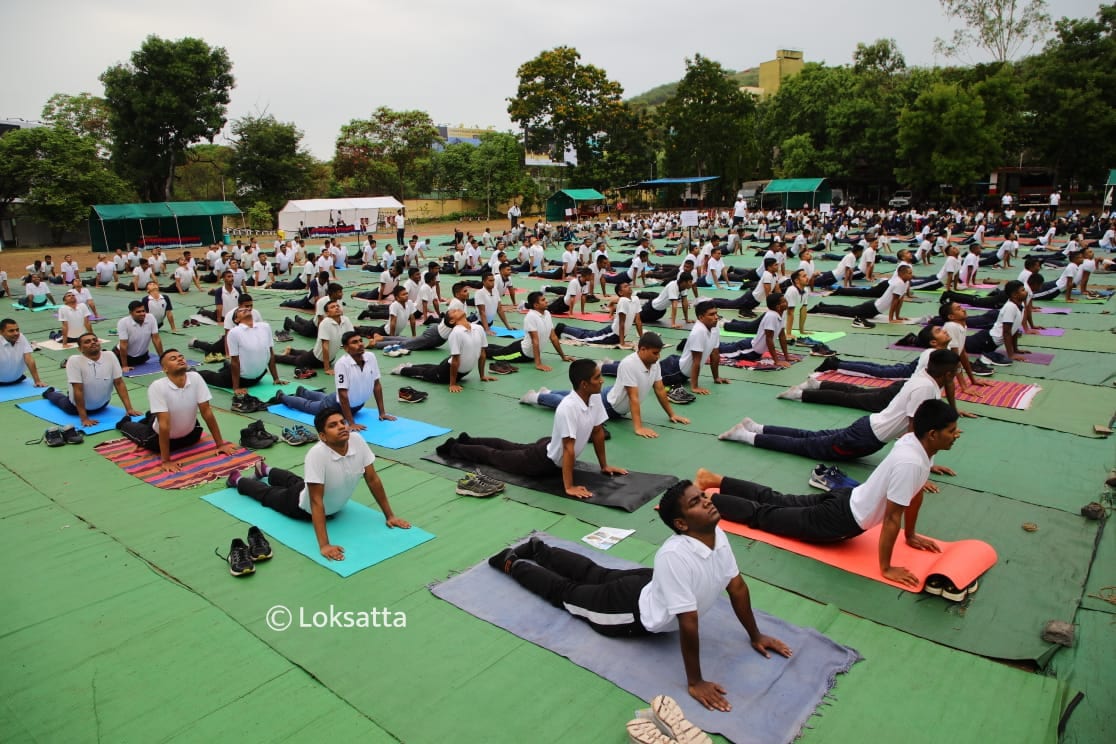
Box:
[715,491,997,592]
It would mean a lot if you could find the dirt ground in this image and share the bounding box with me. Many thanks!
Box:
[0,218,504,277]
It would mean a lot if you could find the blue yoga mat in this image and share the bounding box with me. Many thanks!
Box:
[490,327,525,339]
[17,398,128,434]
[0,379,44,403]
[432,533,861,744]
[10,302,61,312]
[268,403,450,449]
[123,357,200,377]
[202,487,435,577]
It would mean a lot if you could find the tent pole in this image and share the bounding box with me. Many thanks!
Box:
[99,214,110,254]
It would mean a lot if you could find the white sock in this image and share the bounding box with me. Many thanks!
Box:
[778,384,803,401]
[803,375,822,391]
[519,390,540,406]
[740,417,763,433]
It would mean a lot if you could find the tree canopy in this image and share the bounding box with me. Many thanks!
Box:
[334,107,441,200]
[229,114,314,213]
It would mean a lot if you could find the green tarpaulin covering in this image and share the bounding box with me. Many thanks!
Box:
[88,201,241,252]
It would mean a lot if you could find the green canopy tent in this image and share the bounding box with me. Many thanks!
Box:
[1105,169,1116,209]
[762,178,832,210]
[545,189,606,222]
[88,201,242,253]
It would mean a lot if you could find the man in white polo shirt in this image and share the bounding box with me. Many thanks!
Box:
[229,408,411,561]
[116,300,164,370]
[392,309,495,392]
[45,333,141,426]
[438,359,627,498]
[0,318,46,386]
[277,331,394,429]
[197,307,285,393]
[486,291,573,372]
[116,349,235,471]
[275,300,354,374]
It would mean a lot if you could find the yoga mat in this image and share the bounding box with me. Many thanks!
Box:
[719,517,997,593]
[268,403,450,449]
[1016,351,1055,365]
[122,357,200,377]
[423,451,676,512]
[0,379,44,403]
[816,371,1042,410]
[187,313,220,325]
[11,302,61,312]
[202,487,435,578]
[490,327,525,339]
[1036,307,1070,314]
[729,356,802,369]
[1036,327,1066,337]
[93,435,262,489]
[431,533,861,744]
[16,399,128,434]
[214,380,311,400]
[34,337,111,351]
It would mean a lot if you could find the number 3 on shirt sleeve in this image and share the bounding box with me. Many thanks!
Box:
[337,374,344,384]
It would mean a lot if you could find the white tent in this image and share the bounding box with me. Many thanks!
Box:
[277,197,404,234]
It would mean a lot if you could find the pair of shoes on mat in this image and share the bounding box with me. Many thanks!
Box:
[274,330,293,343]
[216,525,272,577]
[851,317,875,329]
[281,424,316,446]
[384,344,411,357]
[808,463,859,492]
[240,420,278,449]
[231,392,268,414]
[625,695,711,744]
[398,386,428,403]
[924,574,979,601]
[489,360,517,375]
[204,352,226,364]
[456,471,505,498]
[667,386,696,405]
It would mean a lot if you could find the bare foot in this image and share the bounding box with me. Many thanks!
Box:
[695,467,721,490]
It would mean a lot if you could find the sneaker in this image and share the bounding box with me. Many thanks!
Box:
[814,355,840,373]
[231,393,267,414]
[795,336,820,347]
[626,719,675,744]
[240,420,278,449]
[924,575,946,596]
[809,464,858,491]
[810,343,836,357]
[294,367,318,379]
[490,360,516,375]
[222,538,255,577]
[385,345,406,358]
[274,330,293,343]
[246,526,272,562]
[456,472,503,497]
[281,426,306,446]
[667,386,696,405]
[44,427,66,447]
[851,317,875,329]
[59,424,85,445]
[398,386,428,403]
[969,360,995,376]
[204,352,226,363]
[981,351,1011,367]
[650,695,712,744]
[292,425,317,444]
[941,581,968,602]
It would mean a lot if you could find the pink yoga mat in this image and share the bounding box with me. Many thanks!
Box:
[1035,328,1066,337]
[720,517,998,593]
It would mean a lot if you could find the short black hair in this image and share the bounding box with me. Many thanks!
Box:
[527,290,544,307]
[128,300,144,312]
[637,332,664,350]
[913,399,958,438]
[766,292,784,310]
[926,348,960,377]
[340,331,361,345]
[658,479,693,533]
[695,300,716,317]
[314,407,343,433]
[568,358,597,388]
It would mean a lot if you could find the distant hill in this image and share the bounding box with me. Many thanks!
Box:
[627,68,760,111]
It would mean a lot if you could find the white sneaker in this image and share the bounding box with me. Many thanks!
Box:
[626,718,675,744]
[651,695,712,744]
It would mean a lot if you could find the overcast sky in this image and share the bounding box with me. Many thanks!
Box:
[1,0,1102,159]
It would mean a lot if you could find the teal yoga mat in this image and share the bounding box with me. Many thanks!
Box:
[202,487,435,577]
[17,398,128,434]
[268,403,450,449]
[0,379,44,403]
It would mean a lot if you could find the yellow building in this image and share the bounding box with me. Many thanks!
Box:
[758,49,804,97]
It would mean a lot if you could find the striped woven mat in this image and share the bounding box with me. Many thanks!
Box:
[94,436,263,489]
[817,371,1041,410]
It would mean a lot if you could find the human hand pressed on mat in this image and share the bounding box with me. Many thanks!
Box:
[321,544,345,560]
[385,516,411,529]
[566,485,593,499]
[905,534,941,553]
[689,680,732,712]
[882,565,919,587]
[751,633,793,659]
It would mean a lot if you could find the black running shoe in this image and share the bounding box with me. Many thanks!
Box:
[222,538,255,577]
[246,526,272,562]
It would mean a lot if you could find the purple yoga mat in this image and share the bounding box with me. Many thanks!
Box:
[1018,351,1054,365]
[1037,307,1071,315]
[1036,328,1065,337]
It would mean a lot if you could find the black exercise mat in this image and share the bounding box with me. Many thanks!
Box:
[423,452,676,512]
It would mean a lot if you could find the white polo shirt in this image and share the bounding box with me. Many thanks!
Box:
[991,301,1023,346]
[143,293,172,326]
[651,281,682,312]
[678,322,720,377]
[447,323,488,374]
[750,310,784,357]
[848,432,930,529]
[873,275,910,316]
[314,316,356,363]
[59,303,92,338]
[223,306,263,331]
[0,333,33,382]
[868,370,941,442]
[65,352,122,410]
[521,309,554,357]
[149,371,212,438]
[546,391,608,466]
[611,296,642,338]
[117,314,159,356]
[936,256,961,284]
[474,287,499,326]
[638,528,739,633]
[298,436,375,516]
[606,352,660,415]
[227,322,274,379]
[334,352,380,408]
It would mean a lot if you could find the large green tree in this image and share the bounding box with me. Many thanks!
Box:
[467,133,530,220]
[174,143,236,202]
[659,55,757,202]
[334,107,441,199]
[229,114,314,213]
[0,127,131,241]
[100,35,234,201]
[895,82,998,193]
[41,92,112,158]
[507,46,625,172]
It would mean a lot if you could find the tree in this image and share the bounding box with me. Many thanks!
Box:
[334,107,440,200]
[935,0,1052,62]
[895,83,998,194]
[467,133,529,220]
[0,128,131,242]
[100,35,234,201]
[507,47,625,171]
[41,92,112,157]
[174,143,235,202]
[229,114,314,213]
[660,54,757,202]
